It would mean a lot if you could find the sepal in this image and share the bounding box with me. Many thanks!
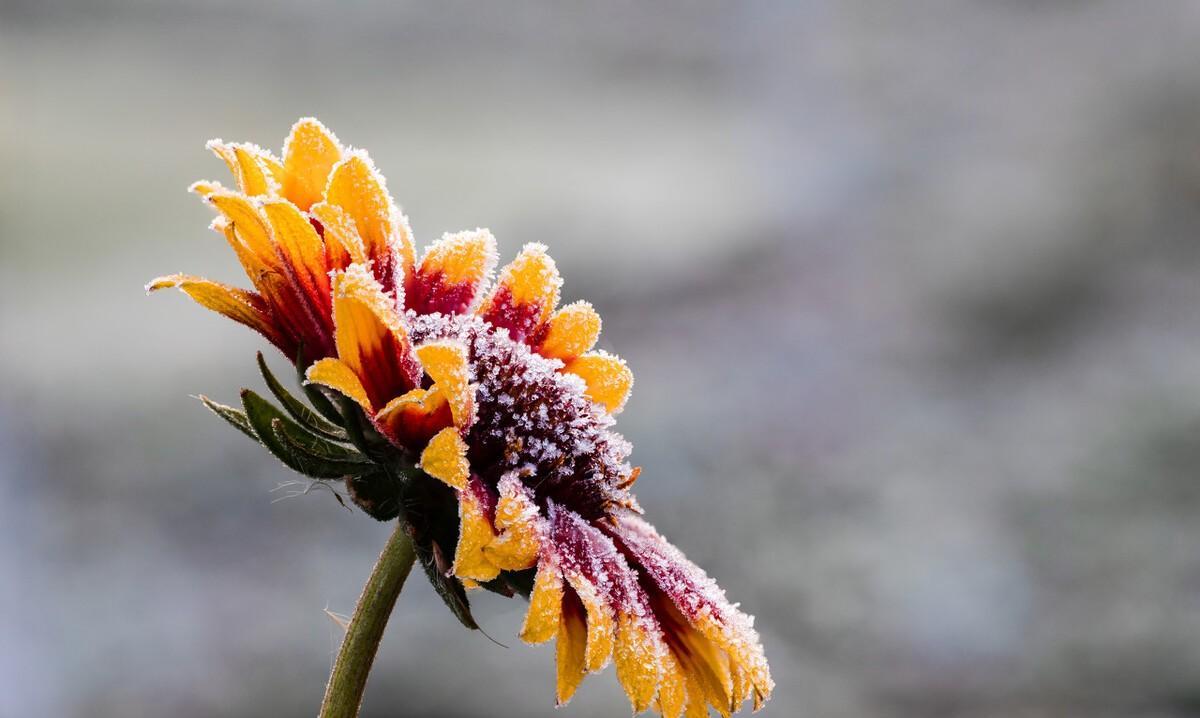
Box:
[257,352,348,441]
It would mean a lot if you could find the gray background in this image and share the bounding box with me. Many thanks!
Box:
[4,2,1200,716]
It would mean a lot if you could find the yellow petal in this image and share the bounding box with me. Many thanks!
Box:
[614,613,663,714]
[485,473,540,572]
[520,563,564,645]
[207,141,280,196]
[479,242,562,340]
[310,201,368,268]
[564,351,633,414]
[562,574,615,674]
[556,594,589,706]
[451,482,500,582]
[656,649,688,718]
[146,274,278,344]
[305,357,371,413]
[408,229,498,314]
[205,192,277,268]
[325,151,415,279]
[418,427,470,490]
[537,301,601,361]
[281,118,343,210]
[414,342,475,429]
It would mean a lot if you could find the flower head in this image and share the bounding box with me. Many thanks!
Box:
[149,119,773,716]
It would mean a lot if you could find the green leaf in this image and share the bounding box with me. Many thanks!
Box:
[241,390,368,480]
[197,395,260,444]
[257,352,348,441]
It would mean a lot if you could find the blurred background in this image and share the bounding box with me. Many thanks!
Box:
[4,1,1200,716]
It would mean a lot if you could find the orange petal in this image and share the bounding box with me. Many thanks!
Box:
[479,242,561,342]
[556,591,590,706]
[309,201,368,270]
[332,264,420,407]
[146,274,280,347]
[261,199,330,313]
[414,342,475,430]
[564,351,633,414]
[281,118,343,210]
[325,151,414,286]
[305,357,371,413]
[207,141,281,196]
[520,562,564,645]
[536,300,601,361]
[418,427,469,490]
[656,649,688,718]
[375,387,452,447]
[408,229,498,315]
[204,191,277,269]
[563,574,615,674]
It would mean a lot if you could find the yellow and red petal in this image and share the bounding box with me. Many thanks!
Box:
[479,242,561,343]
[375,387,453,448]
[614,613,663,713]
[331,264,421,408]
[325,152,414,291]
[655,649,688,718]
[520,562,565,645]
[418,427,470,490]
[564,351,633,414]
[556,589,590,706]
[204,191,278,268]
[309,201,368,270]
[304,357,371,413]
[407,229,498,315]
[261,198,331,317]
[535,301,601,362]
[414,342,475,430]
[485,473,541,572]
[146,274,284,351]
[281,117,343,211]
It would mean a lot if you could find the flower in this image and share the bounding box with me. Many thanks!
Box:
[150,118,773,716]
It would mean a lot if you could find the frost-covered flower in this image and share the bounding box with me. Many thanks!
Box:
[150,118,773,716]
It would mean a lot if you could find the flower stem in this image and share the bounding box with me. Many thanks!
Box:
[320,522,416,718]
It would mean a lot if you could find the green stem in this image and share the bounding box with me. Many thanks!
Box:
[320,522,416,718]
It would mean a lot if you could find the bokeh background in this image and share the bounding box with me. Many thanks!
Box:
[5,2,1200,716]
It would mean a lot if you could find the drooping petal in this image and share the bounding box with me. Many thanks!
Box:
[325,151,414,292]
[331,264,421,408]
[281,117,343,211]
[305,357,371,413]
[556,589,590,706]
[479,242,561,343]
[452,477,501,582]
[414,342,475,430]
[485,473,541,572]
[535,301,601,362]
[407,229,498,315]
[521,561,565,645]
[146,274,284,351]
[418,427,470,490]
[564,351,633,414]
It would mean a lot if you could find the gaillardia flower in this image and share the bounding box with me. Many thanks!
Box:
[149,118,773,716]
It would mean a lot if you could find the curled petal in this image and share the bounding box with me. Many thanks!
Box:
[536,301,601,362]
[452,477,501,582]
[281,117,342,210]
[408,229,498,315]
[486,473,541,572]
[376,387,452,448]
[479,242,561,342]
[309,201,368,270]
[204,191,277,269]
[419,427,470,490]
[564,351,633,414]
[556,589,589,706]
[414,342,475,430]
[305,357,371,413]
[332,264,421,408]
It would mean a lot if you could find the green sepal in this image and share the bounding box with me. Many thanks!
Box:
[269,419,373,477]
[241,389,369,480]
[412,536,479,631]
[257,352,347,441]
[294,345,345,426]
[197,395,260,444]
